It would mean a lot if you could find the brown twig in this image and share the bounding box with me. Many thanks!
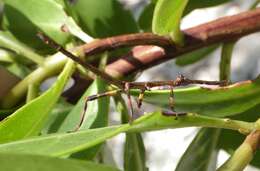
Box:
[78,33,174,56]
[102,8,260,77]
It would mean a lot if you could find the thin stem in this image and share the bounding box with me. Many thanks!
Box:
[26,83,39,103]
[220,42,235,81]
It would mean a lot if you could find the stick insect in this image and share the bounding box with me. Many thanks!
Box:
[38,33,226,130]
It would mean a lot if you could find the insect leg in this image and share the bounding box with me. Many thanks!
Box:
[137,88,146,108]
[125,82,134,122]
[169,83,175,111]
[74,89,122,131]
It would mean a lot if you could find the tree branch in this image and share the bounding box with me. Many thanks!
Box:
[98,8,260,78]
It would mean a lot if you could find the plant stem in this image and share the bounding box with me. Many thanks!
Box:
[26,83,39,103]
[217,130,260,171]
[127,112,256,134]
[220,42,235,82]
[0,54,67,108]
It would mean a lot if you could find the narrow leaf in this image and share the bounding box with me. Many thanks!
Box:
[130,78,260,117]
[124,133,148,171]
[0,60,75,143]
[175,128,220,171]
[58,78,109,132]
[0,153,120,171]
[114,96,147,171]
[67,0,138,38]
[152,0,188,44]
[0,112,254,157]
[175,45,219,66]
[3,0,91,44]
[0,125,130,156]
[138,2,155,32]
[58,78,110,159]
[140,0,231,35]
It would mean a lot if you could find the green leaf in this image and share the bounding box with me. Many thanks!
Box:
[0,111,253,156]
[152,0,188,44]
[0,153,120,171]
[41,100,73,134]
[57,78,109,159]
[130,78,260,117]
[0,60,75,143]
[58,78,109,132]
[175,45,219,66]
[138,2,155,32]
[3,0,91,45]
[114,95,147,171]
[0,125,130,156]
[175,128,220,171]
[67,0,139,38]
[140,0,231,35]
[124,133,148,171]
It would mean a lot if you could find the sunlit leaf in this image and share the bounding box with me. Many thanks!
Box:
[0,111,252,156]
[0,60,75,143]
[0,153,120,171]
[152,0,188,44]
[0,125,129,156]
[3,0,91,46]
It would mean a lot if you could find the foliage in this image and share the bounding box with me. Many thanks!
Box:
[0,0,259,171]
